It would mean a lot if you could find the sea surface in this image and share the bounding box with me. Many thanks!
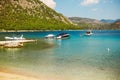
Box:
[0,30,120,80]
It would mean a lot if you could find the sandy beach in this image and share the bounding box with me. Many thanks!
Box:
[0,68,40,80]
[0,71,40,80]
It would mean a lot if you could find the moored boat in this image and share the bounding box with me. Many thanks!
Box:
[5,35,25,40]
[56,33,70,39]
[85,30,93,36]
[45,34,55,39]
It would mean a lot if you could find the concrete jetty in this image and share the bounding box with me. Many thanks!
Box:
[0,39,37,46]
[4,42,23,48]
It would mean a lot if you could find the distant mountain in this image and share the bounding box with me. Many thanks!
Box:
[101,19,116,23]
[101,19,120,23]
[69,17,109,30]
[69,17,120,30]
[0,0,76,30]
[69,17,103,24]
[111,20,120,29]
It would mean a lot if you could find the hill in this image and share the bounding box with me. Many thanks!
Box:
[0,0,77,31]
[100,19,119,23]
[69,17,103,24]
[69,17,109,30]
[111,20,120,29]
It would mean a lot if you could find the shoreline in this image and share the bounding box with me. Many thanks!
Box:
[0,30,119,33]
[0,67,40,80]
[0,30,84,32]
[0,71,39,80]
[0,68,60,80]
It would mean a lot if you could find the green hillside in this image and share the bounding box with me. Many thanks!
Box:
[0,0,77,31]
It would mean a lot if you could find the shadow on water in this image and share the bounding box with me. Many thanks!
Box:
[22,39,56,51]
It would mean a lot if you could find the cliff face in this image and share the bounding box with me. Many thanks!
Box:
[0,0,74,30]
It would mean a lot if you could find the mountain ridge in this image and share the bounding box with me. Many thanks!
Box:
[69,17,104,24]
[100,19,120,23]
[0,0,76,30]
[69,17,108,30]
[111,20,120,29]
[69,17,120,30]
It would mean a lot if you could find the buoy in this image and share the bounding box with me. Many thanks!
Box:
[107,48,110,53]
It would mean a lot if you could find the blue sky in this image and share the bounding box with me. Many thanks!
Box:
[53,0,120,20]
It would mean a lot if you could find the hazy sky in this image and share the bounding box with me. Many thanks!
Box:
[40,0,120,20]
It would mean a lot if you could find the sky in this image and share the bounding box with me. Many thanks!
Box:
[40,0,120,20]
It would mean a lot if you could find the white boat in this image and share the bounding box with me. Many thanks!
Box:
[56,33,70,39]
[85,30,93,36]
[5,35,25,40]
[45,34,55,39]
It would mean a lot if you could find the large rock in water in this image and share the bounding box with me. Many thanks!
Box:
[0,0,74,30]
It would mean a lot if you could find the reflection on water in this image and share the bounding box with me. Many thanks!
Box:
[5,48,21,53]
[57,39,62,46]
[45,38,56,45]
[5,48,21,59]
[0,30,120,80]
[6,49,21,60]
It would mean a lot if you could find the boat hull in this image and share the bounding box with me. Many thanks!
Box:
[56,33,70,39]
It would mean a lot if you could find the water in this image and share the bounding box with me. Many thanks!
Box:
[0,30,120,80]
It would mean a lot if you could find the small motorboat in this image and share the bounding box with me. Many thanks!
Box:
[85,30,93,36]
[45,34,55,39]
[5,35,25,40]
[56,33,70,39]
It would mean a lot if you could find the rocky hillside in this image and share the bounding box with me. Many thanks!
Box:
[69,17,109,30]
[69,17,103,24]
[100,19,116,23]
[0,0,76,30]
[111,20,120,29]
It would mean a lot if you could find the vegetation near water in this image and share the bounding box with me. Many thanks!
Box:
[0,0,79,31]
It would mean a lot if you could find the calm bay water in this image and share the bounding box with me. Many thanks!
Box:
[0,30,120,80]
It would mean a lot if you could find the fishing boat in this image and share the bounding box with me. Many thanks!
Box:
[56,33,70,39]
[5,35,25,40]
[85,30,93,36]
[45,34,55,39]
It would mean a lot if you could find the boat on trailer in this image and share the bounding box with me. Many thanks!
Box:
[5,35,25,40]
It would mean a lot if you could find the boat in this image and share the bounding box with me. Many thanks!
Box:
[45,34,55,39]
[5,35,25,40]
[85,30,93,36]
[56,33,70,39]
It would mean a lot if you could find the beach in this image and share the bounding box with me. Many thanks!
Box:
[0,72,39,80]
[0,69,39,80]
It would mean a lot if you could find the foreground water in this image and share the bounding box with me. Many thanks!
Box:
[0,30,120,80]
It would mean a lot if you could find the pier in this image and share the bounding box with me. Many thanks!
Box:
[0,39,37,48]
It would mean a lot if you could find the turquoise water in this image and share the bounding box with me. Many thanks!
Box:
[0,30,120,80]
